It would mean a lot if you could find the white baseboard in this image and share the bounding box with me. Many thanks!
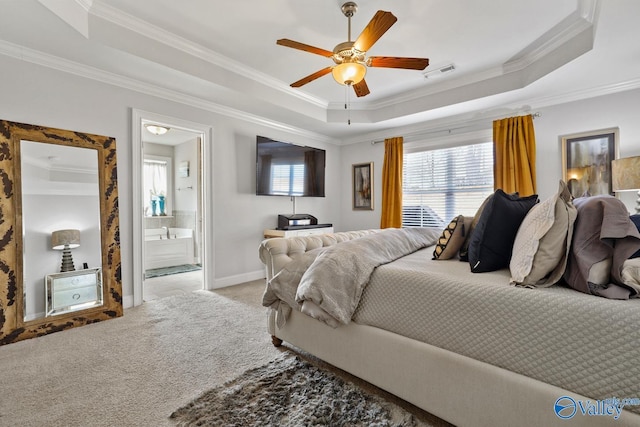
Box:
[123,270,265,310]
[211,269,265,289]
[123,294,134,310]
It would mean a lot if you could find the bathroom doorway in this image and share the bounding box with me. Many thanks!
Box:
[132,110,213,306]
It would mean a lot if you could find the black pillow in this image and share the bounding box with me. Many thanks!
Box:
[468,189,538,273]
[631,215,640,259]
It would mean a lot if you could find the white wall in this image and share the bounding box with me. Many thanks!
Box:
[174,138,198,213]
[0,54,341,306]
[534,89,640,210]
[339,142,385,231]
[339,87,640,229]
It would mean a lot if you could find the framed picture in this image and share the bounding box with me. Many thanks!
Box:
[352,162,373,210]
[561,128,618,197]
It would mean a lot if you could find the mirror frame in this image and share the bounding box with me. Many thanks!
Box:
[0,120,123,345]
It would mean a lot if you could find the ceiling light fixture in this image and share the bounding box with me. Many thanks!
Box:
[332,61,367,86]
[276,2,429,100]
[145,124,170,135]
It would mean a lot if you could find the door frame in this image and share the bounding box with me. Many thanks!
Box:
[131,109,214,306]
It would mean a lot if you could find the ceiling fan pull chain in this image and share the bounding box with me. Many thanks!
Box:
[345,85,351,125]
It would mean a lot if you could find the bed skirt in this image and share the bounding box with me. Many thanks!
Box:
[268,308,640,427]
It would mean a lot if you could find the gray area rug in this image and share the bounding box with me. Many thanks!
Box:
[145,263,201,278]
[170,355,424,427]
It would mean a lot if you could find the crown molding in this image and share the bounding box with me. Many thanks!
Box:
[0,40,338,144]
[87,1,328,110]
[503,0,598,73]
[339,76,640,146]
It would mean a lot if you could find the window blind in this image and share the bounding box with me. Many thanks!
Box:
[402,142,494,227]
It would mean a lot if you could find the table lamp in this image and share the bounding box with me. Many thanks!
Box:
[51,229,80,272]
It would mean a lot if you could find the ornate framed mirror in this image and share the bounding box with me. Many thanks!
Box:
[0,120,122,345]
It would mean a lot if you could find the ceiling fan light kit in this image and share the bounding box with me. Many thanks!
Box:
[332,62,367,85]
[277,1,429,98]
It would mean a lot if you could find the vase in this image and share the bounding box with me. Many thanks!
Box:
[158,195,166,216]
[151,199,158,216]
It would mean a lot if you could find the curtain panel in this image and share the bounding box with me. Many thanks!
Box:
[493,114,537,196]
[380,137,404,228]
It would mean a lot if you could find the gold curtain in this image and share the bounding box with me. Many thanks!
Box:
[493,114,537,196]
[380,136,403,228]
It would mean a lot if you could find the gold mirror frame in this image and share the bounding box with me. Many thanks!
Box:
[0,120,122,345]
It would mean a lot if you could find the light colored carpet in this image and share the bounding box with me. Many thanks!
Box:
[0,282,280,427]
[0,280,450,427]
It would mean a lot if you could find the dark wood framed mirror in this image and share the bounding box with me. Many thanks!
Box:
[0,120,122,345]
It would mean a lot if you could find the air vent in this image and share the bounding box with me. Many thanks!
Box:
[423,64,455,79]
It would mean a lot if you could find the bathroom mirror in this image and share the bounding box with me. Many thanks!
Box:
[0,120,122,346]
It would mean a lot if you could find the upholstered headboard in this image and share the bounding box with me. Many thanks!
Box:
[259,230,379,281]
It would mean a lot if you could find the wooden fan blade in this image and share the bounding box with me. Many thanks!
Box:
[353,11,397,52]
[353,79,370,97]
[368,56,430,70]
[276,39,334,57]
[290,67,333,87]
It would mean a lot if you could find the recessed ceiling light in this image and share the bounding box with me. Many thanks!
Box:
[145,124,170,135]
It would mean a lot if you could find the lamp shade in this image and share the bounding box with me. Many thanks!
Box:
[332,62,366,86]
[612,156,640,191]
[51,229,80,250]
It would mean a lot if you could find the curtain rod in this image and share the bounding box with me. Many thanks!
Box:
[371,112,541,145]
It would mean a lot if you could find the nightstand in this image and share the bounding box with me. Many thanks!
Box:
[263,226,334,238]
[45,268,103,316]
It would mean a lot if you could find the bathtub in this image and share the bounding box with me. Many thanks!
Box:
[144,228,194,270]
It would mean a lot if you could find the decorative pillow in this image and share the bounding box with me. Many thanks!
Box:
[631,215,640,259]
[510,180,577,287]
[459,194,493,261]
[468,189,538,273]
[432,215,472,260]
[621,258,640,294]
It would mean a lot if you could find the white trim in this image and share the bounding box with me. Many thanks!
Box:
[212,270,265,290]
[123,294,134,310]
[132,109,214,305]
[87,1,327,110]
[0,40,336,145]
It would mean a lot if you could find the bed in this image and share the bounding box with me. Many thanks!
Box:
[258,195,640,427]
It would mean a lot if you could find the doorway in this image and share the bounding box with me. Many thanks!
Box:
[132,110,213,306]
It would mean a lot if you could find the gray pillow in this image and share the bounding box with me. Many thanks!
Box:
[510,180,577,287]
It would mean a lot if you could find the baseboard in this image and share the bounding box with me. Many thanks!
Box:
[123,294,134,309]
[211,269,265,289]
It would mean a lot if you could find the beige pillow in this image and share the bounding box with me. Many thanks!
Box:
[433,215,472,260]
[510,181,577,286]
[621,258,640,295]
[459,195,493,261]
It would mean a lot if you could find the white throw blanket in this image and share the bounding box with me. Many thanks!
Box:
[263,227,440,327]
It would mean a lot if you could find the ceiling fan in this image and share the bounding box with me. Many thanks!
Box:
[277,2,429,98]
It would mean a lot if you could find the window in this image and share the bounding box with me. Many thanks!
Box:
[402,142,494,227]
[143,155,172,216]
